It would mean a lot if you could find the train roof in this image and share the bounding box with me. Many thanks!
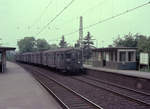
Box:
[18,48,81,55]
[43,48,77,53]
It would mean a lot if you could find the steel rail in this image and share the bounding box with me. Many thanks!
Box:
[33,74,70,109]
[29,68,103,109]
[85,76,150,96]
[73,76,150,106]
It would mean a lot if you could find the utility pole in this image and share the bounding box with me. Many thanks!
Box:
[79,16,84,63]
[79,16,83,48]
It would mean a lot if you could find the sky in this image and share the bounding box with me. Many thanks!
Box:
[0,0,150,49]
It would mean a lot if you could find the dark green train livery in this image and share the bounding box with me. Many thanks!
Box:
[16,48,84,74]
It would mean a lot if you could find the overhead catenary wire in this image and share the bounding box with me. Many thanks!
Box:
[54,0,110,30]
[36,0,75,36]
[30,0,53,28]
[64,1,150,36]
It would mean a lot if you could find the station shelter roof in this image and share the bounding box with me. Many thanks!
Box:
[0,47,16,52]
[93,47,137,52]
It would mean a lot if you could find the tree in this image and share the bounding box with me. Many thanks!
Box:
[74,40,80,48]
[6,51,15,61]
[36,39,50,51]
[113,33,137,47]
[17,37,36,53]
[137,35,150,53]
[113,33,150,53]
[50,44,58,50]
[59,35,68,48]
[83,32,94,49]
[83,32,94,59]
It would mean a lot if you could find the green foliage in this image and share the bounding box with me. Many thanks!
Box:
[17,37,60,53]
[74,40,80,48]
[137,35,150,53]
[17,37,36,53]
[36,39,50,51]
[113,32,150,53]
[6,51,15,61]
[113,33,137,47]
[59,35,68,48]
[50,44,58,50]
[83,32,95,60]
[83,32,94,49]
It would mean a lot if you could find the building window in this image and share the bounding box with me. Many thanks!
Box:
[128,52,134,61]
[110,52,113,61]
[106,53,109,61]
[98,53,101,61]
[119,52,126,62]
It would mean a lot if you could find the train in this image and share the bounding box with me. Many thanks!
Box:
[15,48,84,74]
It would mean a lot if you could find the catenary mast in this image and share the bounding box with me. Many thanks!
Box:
[79,16,83,48]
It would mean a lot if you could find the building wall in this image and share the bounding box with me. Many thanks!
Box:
[117,62,137,70]
[91,49,137,70]
[105,61,118,69]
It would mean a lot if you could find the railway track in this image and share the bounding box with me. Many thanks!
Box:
[87,69,150,94]
[20,63,150,109]
[72,75,150,106]
[25,66,103,109]
[85,76,150,96]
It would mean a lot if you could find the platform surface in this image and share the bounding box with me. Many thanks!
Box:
[84,64,150,79]
[0,62,62,109]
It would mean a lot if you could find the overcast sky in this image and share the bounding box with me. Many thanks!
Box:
[0,0,150,48]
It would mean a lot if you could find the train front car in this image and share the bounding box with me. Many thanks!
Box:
[65,48,84,74]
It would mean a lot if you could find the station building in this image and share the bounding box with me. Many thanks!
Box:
[0,47,16,72]
[91,47,137,70]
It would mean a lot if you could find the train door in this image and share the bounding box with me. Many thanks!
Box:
[46,53,48,66]
[0,53,2,72]
[102,52,106,67]
[56,53,59,67]
[54,52,56,66]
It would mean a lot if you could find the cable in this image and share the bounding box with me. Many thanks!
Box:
[36,0,75,35]
[55,0,109,29]
[37,0,108,32]
[30,0,53,28]
[64,1,150,36]
[81,0,110,15]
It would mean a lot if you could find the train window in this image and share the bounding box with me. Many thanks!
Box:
[110,52,113,61]
[61,54,64,60]
[66,53,71,58]
[0,54,2,62]
[72,52,75,57]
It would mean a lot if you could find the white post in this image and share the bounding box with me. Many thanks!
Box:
[113,51,116,62]
[117,51,120,62]
[126,51,128,62]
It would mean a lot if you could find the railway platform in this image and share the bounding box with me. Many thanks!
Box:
[84,64,150,80]
[0,61,62,109]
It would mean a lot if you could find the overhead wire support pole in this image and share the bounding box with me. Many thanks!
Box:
[64,1,150,36]
[36,0,75,36]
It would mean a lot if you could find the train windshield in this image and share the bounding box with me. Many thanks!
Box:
[66,53,71,59]
[65,53,71,62]
[72,50,82,61]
